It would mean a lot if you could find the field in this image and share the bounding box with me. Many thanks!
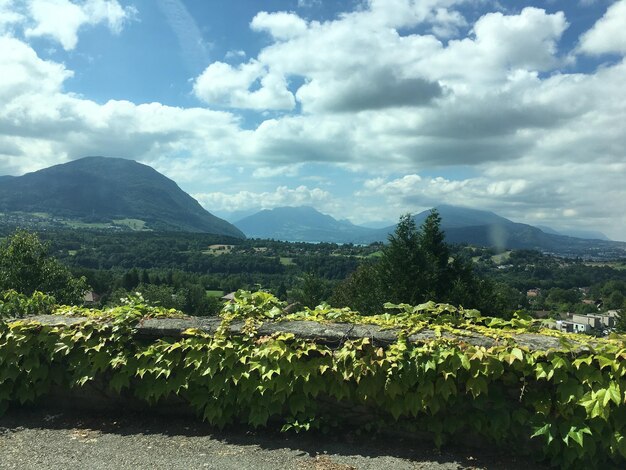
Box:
[203,244,235,255]
[206,290,224,297]
[112,219,147,230]
[585,261,626,270]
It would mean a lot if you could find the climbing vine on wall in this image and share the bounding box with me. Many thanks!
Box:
[1,290,626,469]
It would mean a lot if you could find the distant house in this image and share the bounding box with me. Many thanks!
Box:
[571,313,615,329]
[555,320,590,334]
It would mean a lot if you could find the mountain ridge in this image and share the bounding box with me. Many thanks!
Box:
[235,206,375,243]
[0,157,244,238]
[235,205,626,256]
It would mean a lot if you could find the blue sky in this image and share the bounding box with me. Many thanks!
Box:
[1,0,625,240]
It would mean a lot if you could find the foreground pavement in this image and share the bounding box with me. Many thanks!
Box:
[0,407,544,470]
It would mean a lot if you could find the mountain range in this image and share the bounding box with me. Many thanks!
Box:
[0,157,244,238]
[234,206,376,243]
[2,157,623,256]
[236,205,625,256]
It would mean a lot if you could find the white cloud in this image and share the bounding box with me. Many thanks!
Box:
[250,11,307,40]
[1,0,626,239]
[0,35,245,177]
[24,0,135,50]
[0,0,25,34]
[0,35,71,101]
[578,0,626,55]
[225,49,246,60]
[297,0,320,8]
[193,185,332,212]
[430,7,467,38]
[193,60,295,110]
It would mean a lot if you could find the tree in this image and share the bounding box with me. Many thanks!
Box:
[289,273,330,309]
[331,263,384,315]
[419,210,451,299]
[332,209,498,315]
[377,214,425,305]
[0,230,88,304]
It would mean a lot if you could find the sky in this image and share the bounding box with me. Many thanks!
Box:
[0,0,625,239]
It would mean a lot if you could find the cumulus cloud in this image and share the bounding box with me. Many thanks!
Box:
[296,69,443,113]
[0,33,244,176]
[24,0,135,50]
[193,60,295,110]
[193,185,332,212]
[0,0,25,34]
[250,11,307,40]
[1,0,626,239]
[578,0,626,55]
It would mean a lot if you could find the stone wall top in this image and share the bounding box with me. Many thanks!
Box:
[13,314,607,353]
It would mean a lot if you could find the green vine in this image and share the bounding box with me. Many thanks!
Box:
[1,291,625,469]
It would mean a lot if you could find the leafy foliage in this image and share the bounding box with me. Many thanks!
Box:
[1,291,626,468]
[0,290,55,319]
[0,230,89,304]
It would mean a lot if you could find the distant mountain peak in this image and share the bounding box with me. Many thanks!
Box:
[0,156,244,237]
[233,204,626,256]
[235,206,375,243]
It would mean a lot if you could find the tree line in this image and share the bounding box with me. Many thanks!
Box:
[1,210,625,326]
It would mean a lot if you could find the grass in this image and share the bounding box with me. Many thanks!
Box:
[491,251,512,264]
[280,257,295,266]
[113,219,147,230]
[204,244,235,255]
[584,261,626,270]
[63,221,112,229]
[206,290,224,297]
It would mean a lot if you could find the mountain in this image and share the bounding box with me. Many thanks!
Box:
[0,157,244,237]
[561,229,610,241]
[233,204,625,257]
[235,206,377,243]
[536,225,562,236]
[362,205,625,255]
[536,225,610,241]
[214,208,262,223]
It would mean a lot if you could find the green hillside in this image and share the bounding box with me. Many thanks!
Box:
[0,157,244,238]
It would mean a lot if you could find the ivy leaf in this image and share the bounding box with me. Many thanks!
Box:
[466,376,487,398]
[605,383,621,407]
[557,380,582,404]
[531,423,553,444]
[565,426,591,448]
[594,355,613,370]
[613,432,626,459]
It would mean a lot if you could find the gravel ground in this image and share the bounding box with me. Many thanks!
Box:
[0,406,545,470]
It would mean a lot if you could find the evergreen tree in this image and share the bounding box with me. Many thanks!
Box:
[332,209,497,315]
[419,209,451,300]
[377,214,425,305]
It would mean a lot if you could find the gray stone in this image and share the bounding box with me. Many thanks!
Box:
[5,314,607,353]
